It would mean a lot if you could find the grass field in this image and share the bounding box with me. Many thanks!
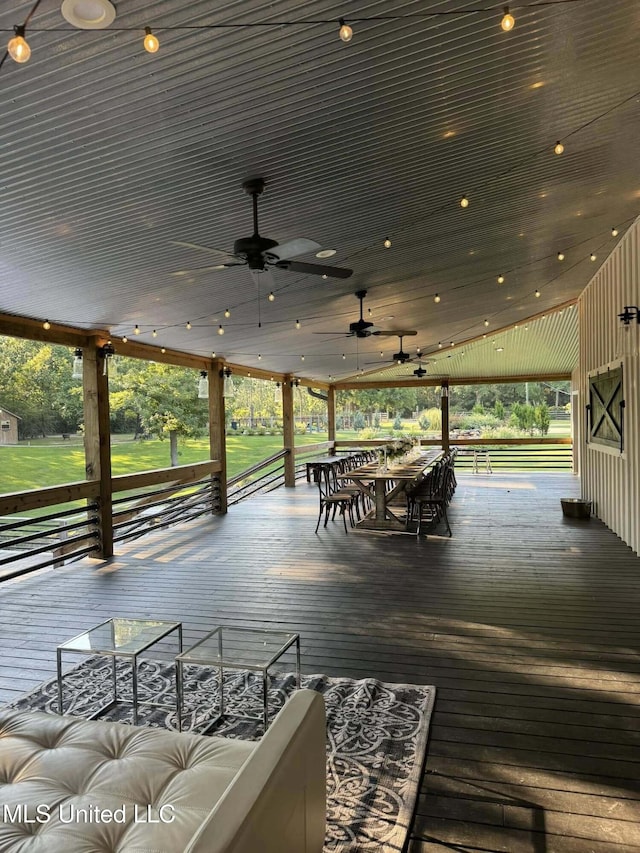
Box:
[0,434,327,496]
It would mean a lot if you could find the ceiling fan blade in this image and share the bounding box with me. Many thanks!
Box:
[372,329,418,337]
[275,260,353,279]
[172,263,245,276]
[265,238,321,261]
[249,267,276,291]
[170,240,239,260]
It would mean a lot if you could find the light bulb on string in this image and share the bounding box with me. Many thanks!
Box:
[557,251,565,261]
[300,355,305,362]
[338,19,353,42]
[500,6,515,31]
[460,195,469,209]
[258,353,262,360]
[161,347,166,354]
[590,252,597,262]
[434,293,441,303]
[268,292,275,302]
[383,238,392,249]
[134,325,140,335]
[186,321,192,330]
[438,342,443,349]
[224,308,231,318]
[8,26,30,63]
[484,319,489,327]
[295,319,301,329]
[43,319,51,330]
[554,141,564,155]
[535,289,541,297]
[152,329,157,337]
[342,353,346,360]
[143,26,159,53]
[122,336,128,343]
[612,226,619,237]
[218,325,225,335]
[497,274,505,284]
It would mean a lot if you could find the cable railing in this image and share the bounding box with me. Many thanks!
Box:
[227,450,289,505]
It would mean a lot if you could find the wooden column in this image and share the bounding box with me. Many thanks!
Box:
[441,380,450,452]
[83,339,113,558]
[209,362,228,513]
[282,376,296,487]
[327,385,336,449]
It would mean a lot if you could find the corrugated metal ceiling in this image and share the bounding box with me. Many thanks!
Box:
[1,0,638,381]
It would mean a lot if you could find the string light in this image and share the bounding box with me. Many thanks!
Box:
[484,319,489,326]
[434,293,441,303]
[295,319,301,329]
[500,6,515,31]
[450,341,455,347]
[258,353,262,360]
[557,251,565,261]
[342,353,346,360]
[122,335,128,343]
[186,321,192,330]
[554,141,564,155]
[535,289,541,297]
[8,26,30,63]
[590,252,597,261]
[497,274,505,284]
[218,325,225,335]
[301,354,305,361]
[383,238,392,249]
[611,226,619,237]
[224,308,231,318]
[43,319,51,330]
[460,195,469,209]
[152,329,157,337]
[438,342,443,348]
[268,292,275,302]
[161,347,166,353]
[211,351,216,358]
[338,19,353,42]
[134,325,140,335]
[143,26,159,53]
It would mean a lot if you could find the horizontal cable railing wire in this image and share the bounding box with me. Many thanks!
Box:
[453,443,573,471]
[227,450,288,505]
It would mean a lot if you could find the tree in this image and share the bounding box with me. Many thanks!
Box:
[493,399,505,420]
[534,403,551,436]
[110,359,209,465]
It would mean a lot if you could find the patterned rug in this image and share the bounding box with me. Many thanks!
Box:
[9,658,435,853]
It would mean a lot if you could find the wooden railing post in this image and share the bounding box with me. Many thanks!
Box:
[83,338,113,558]
[327,385,336,450]
[282,375,296,486]
[210,361,228,513]
[441,380,450,452]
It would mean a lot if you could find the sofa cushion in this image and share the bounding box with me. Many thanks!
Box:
[0,708,255,852]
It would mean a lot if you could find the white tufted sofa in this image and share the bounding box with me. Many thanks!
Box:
[0,689,326,853]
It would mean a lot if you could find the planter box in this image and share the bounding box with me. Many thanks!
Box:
[561,498,591,519]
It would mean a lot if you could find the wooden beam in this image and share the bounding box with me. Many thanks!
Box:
[441,380,450,452]
[0,481,99,516]
[327,385,336,444]
[210,362,228,513]
[282,376,296,487]
[83,340,113,558]
[335,373,571,390]
[112,460,221,493]
[0,312,96,348]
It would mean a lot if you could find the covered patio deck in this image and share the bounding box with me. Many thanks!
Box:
[1,472,639,852]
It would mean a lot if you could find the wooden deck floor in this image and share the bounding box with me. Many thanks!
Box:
[1,472,639,852]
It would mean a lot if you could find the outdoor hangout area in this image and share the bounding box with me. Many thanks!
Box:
[2,1,640,851]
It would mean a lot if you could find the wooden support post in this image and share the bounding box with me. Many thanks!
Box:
[210,362,228,513]
[327,385,336,450]
[282,376,296,486]
[441,380,450,452]
[83,339,113,558]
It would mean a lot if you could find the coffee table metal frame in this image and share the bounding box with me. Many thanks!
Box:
[175,626,301,734]
[56,617,183,724]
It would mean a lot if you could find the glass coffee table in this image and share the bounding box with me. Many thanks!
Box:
[57,617,183,723]
[176,626,300,733]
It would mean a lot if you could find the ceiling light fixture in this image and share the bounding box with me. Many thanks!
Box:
[316,248,336,258]
[554,141,564,155]
[198,371,209,399]
[72,348,83,380]
[8,25,31,63]
[143,26,159,53]
[500,6,515,31]
[460,195,469,209]
[338,19,353,42]
[61,0,116,29]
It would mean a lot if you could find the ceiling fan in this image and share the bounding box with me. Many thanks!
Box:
[315,290,414,339]
[365,332,421,366]
[171,178,353,289]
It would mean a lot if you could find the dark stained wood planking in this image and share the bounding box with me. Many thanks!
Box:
[1,472,639,852]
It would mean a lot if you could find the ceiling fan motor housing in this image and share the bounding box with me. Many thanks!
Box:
[394,350,410,363]
[233,234,279,269]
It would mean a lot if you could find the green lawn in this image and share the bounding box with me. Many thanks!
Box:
[0,434,326,496]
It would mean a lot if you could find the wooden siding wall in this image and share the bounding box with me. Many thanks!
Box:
[577,216,640,555]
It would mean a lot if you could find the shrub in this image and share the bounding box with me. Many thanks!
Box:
[360,427,381,440]
[393,416,402,430]
[353,411,366,430]
[419,407,441,432]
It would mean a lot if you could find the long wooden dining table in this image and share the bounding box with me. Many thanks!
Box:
[339,448,443,531]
